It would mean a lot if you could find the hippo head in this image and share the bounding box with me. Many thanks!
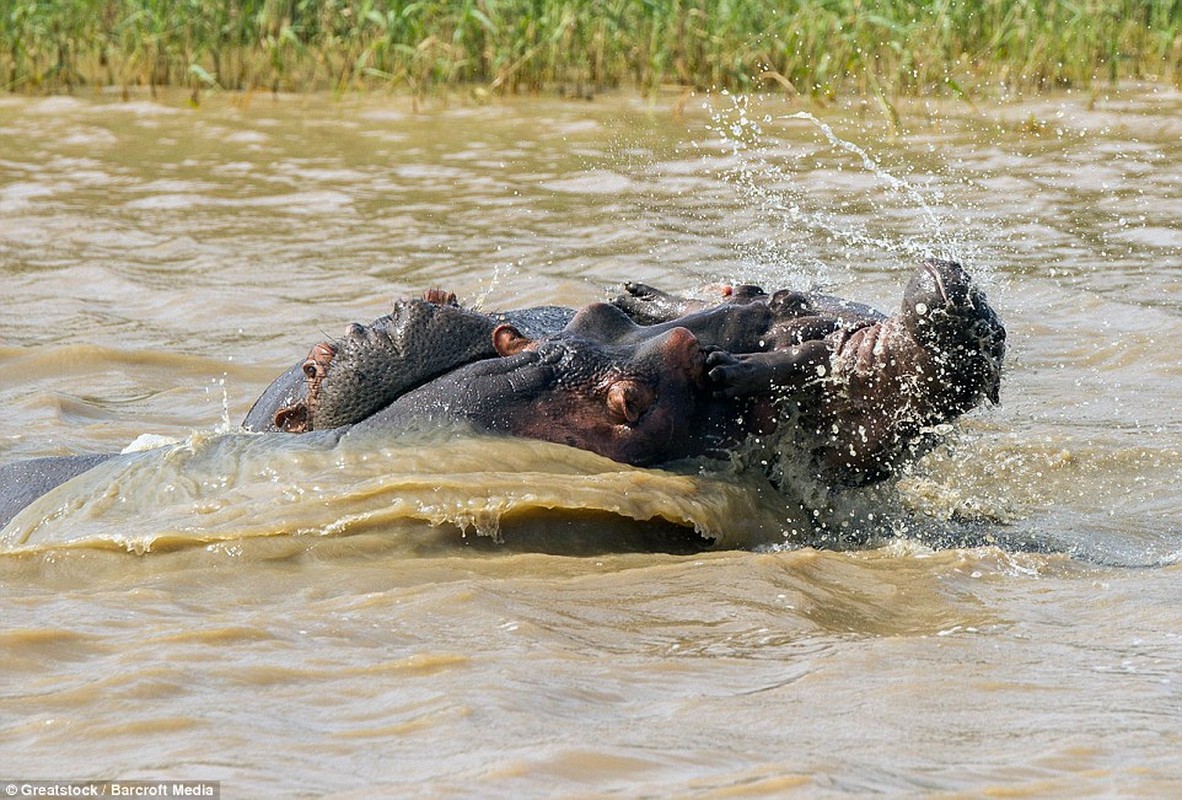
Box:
[271,297,503,432]
[901,258,1007,408]
[508,326,711,466]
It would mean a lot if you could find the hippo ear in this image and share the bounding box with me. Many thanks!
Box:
[492,324,533,356]
[729,284,769,301]
[274,402,311,433]
[606,380,655,425]
[422,288,458,306]
[769,289,812,315]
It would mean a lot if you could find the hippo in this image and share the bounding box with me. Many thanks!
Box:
[0,320,725,529]
[700,259,1006,485]
[0,260,1004,530]
[243,259,1003,487]
[0,288,797,530]
[242,289,576,433]
[349,324,724,466]
[535,259,1005,485]
[241,283,789,436]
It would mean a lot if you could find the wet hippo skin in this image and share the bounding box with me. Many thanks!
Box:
[242,294,577,434]
[264,259,1003,484]
[0,454,116,530]
[705,259,1006,484]
[0,261,1004,528]
[351,325,721,466]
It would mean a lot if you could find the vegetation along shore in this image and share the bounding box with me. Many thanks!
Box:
[3,1,1180,100]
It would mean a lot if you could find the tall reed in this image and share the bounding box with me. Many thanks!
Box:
[2,0,1179,98]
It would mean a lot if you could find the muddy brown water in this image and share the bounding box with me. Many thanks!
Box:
[1,87,1180,796]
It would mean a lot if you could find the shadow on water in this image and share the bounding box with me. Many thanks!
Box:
[458,509,716,556]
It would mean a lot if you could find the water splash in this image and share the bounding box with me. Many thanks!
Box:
[786,110,946,239]
[704,93,982,283]
[209,373,233,432]
[696,94,988,545]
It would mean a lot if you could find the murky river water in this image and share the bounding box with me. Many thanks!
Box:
[0,86,1180,796]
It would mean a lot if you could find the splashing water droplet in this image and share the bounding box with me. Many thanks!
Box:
[703,95,991,286]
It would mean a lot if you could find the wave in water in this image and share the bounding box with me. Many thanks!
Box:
[0,426,810,556]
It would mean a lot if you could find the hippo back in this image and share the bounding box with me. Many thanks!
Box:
[0,453,114,530]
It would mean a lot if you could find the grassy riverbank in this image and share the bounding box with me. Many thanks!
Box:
[3,1,1180,100]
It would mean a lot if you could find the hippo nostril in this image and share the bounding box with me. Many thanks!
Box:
[664,326,699,352]
[658,326,705,377]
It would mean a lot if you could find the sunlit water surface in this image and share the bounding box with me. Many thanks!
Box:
[1,87,1180,796]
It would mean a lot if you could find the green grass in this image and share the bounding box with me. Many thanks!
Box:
[2,0,1180,99]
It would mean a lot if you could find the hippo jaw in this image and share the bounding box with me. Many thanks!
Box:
[903,259,970,339]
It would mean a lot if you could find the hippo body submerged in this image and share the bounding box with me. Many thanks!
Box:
[0,261,1005,532]
[0,454,116,532]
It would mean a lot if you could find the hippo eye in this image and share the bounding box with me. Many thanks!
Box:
[302,342,335,379]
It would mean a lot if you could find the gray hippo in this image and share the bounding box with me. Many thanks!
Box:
[0,260,1004,529]
[245,273,842,436]
[240,285,784,436]
[0,316,731,529]
[0,454,115,534]
[242,289,577,433]
[347,323,724,466]
[518,258,1006,486]
[251,259,1003,488]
